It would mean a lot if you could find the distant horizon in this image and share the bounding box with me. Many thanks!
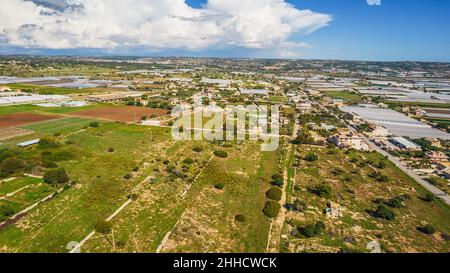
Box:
[1,53,450,64]
[1,0,449,62]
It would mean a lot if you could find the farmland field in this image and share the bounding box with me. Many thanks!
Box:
[0,113,60,129]
[0,127,33,141]
[69,105,170,122]
[20,117,98,135]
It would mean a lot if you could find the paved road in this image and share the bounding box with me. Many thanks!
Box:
[315,102,450,206]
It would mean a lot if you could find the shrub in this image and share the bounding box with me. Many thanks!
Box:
[377,161,386,169]
[39,137,59,148]
[271,174,284,187]
[298,221,326,238]
[418,224,436,235]
[304,153,318,162]
[350,158,358,163]
[163,160,170,165]
[44,168,70,185]
[95,220,112,234]
[385,198,403,209]
[0,157,25,174]
[193,146,203,153]
[214,150,228,158]
[262,201,280,218]
[422,193,436,203]
[293,199,307,212]
[89,122,99,128]
[214,182,225,190]
[107,147,115,153]
[266,187,282,201]
[235,214,246,222]
[0,204,15,221]
[373,205,395,220]
[183,158,194,165]
[314,183,333,198]
[132,166,139,172]
[124,173,133,180]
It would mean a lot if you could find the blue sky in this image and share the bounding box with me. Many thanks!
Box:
[1,0,449,61]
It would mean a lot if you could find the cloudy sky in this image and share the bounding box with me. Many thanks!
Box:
[1,0,449,61]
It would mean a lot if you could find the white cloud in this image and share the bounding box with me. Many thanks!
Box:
[0,0,332,53]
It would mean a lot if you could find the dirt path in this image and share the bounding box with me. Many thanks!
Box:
[266,119,299,253]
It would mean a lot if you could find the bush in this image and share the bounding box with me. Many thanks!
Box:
[262,201,280,218]
[314,183,333,198]
[266,187,282,201]
[377,161,386,169]
[89,122,99,128]
[422,193,436,203]
[0,204,15,221]
[95,220,112,234]
[293,199,307,212]
[298,221,326,238]
[385,198,403,209]
[193,146,203,153]
[304,153,318,162]
[235,214,246,222]
[39,137,59,148]
[44,168,70,185]
[132,166,139,172]
[271,174,284,187]
[183,158,194,165]
[418,224,436,235]
[373,205,395,220]
[214,182,225,190]
[0,157,25,174]
[107,147,115,153]
[214,150,228,158]
[124,173,133,180]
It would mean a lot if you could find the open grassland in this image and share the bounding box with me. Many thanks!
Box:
[5,83,110,95]
[0,177,53,222]
[0,103,105,116]
[81,140,218,252]
[20,117,98,135]
[281,146,450,253]
[160,142,278,253]
[0,123,173,252]
[323,91,363,103]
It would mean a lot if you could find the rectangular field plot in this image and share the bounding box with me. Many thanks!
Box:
[0,127,33,141]
[20,117,98,135]
[0,177,53,222]
[0,113,60,129]
[69,106,169,122]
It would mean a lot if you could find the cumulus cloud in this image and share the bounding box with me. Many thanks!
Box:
[0,0,332,53]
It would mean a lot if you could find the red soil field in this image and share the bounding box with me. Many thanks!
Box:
[0,113,60,129]
[69,106,169,122]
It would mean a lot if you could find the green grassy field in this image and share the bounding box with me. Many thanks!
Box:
[0,123,173,252]
[4,83,107,95]
[0,103,105,115]
[323,91,363,103]
[20,117,99,135]
[281,146,450,253]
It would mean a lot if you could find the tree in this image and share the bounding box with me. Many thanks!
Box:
[271,174,284,187]
[262,201,281,218]
[183,158,194,165]
[385,198,403,209]
[266,187,282,201]
[299,221,326,238]
[0,157,24,174]
[44,168,70,185]
[0,204,15,221]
